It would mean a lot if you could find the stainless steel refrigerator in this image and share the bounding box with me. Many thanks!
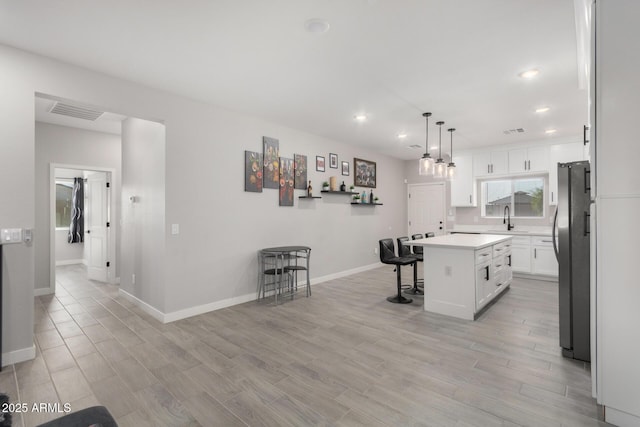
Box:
[552,160,591,362]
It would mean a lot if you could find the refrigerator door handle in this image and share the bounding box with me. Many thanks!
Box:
[584,169,591,192]
[552,208,559,261]
[584,211,591,236]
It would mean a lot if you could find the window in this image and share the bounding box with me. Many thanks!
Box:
[482,177,545,218]
[56,180,74,228]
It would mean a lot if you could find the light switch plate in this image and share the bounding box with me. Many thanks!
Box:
[1,228,23,244]
[171,224,180,235]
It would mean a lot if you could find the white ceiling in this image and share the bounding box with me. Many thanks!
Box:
[1,0,586,159]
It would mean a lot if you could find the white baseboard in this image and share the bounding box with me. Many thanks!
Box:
[34,287,54,296]
[311,262,383,285]
[605,406,640,426]
[2,344,36,367]
[163,292,257,323]
[55,259,84,266]
[118,289,166,323]
[119,263,383,324]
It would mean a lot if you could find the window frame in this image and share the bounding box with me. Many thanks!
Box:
[55,179,75,230]
[480,176,546,219]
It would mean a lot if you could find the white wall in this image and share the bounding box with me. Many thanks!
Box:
[120,118,166,312]
[0,43,407,361]
[55,230,84,264]
[35,122,121,291]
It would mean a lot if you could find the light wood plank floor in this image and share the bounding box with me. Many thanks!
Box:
[1,264,610,426]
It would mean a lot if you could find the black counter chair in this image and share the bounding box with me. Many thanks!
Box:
[398,236,422,295]
[411,234,425,289]
[379,238,416,304]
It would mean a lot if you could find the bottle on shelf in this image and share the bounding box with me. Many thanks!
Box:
[369,189,374,204]
[340,181,346,192]
[361,190,367,203]
[307,180,312,197]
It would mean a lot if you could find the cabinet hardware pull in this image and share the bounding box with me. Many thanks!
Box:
[583,124,589,145]
[534,248,537,258]
[551,191,554,202]
[469,195,472,204]
[484,265,490,281]
[507,255,512,266]
[541,240,552,243]
[488,164,490,174]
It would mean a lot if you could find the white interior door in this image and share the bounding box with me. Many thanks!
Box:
[85,172,109,282]
[408,183,446,238]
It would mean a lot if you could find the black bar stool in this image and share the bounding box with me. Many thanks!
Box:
[379,238,416,304]
[397,237,422,295]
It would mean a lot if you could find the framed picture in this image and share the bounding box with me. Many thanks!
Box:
[244,150,263,192]
[279,157,294,206]
[329,153,338,169]
[341,161,350,176]
[262,136,280,189]
[293,153,307,190]
[316,155,325,172]
[354,157,376,188]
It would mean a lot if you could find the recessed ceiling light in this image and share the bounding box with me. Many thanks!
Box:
[304,19,330,34]
[519,69,540,79]
[397,133,407,139]
[354,114,367,122]
[535,106,550,113]
[545,129,557,134]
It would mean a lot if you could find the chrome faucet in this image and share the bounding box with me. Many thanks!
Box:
[503,205,515,231]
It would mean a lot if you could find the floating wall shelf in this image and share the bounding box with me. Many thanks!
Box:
[299,196,322,199]
[321,190,358,195]
[350,202,383,206]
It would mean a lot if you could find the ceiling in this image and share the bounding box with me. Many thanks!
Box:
[1,0,587,160]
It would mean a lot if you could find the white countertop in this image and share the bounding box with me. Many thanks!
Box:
[408,233,512,250]
[450,224,552,237]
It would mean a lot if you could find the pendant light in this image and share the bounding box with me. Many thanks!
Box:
[447,128,457,180]
[434,121,446,178]
[418,112,434,176]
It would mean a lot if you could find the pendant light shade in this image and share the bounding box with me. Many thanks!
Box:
[418,112,434,176]
[447,128,456,180]
[434,121,446,179]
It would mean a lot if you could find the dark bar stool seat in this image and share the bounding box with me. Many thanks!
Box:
[398,236,423,295]
[379,238,416,304]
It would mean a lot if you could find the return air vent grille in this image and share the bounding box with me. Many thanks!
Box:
[49,102,104,121]
[503,128,525,135]
[408,144,422,149]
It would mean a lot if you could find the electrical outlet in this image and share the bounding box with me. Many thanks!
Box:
[132,274,136,285]
[473,216,479,223]
[374,247,378,255]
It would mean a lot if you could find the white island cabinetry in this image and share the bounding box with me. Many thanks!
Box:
[410,234,513,320]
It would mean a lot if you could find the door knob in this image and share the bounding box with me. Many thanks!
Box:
[86,230,91,234]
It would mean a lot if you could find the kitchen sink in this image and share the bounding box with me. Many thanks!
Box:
[487,229,529,234]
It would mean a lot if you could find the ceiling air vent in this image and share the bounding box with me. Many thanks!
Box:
[49,102,104,121]
[503,128,525,135]
[408,144,422,149]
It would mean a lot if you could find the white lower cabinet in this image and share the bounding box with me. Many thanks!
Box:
[475,260,493,309]
[509,235,558,277]
[511,236,532,273]
[531,237,558,276]
[475,241,513,311]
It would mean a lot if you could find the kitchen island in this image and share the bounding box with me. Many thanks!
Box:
[409,234,513,320]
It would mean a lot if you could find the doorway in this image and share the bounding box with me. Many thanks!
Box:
[407,183,446,237]
[49,164,116,293]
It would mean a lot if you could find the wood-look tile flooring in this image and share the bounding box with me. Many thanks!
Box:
[1,264,609,426]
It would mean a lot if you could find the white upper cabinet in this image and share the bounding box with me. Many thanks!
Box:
[473,150,508,177]
[450,153,476,207]
[548,142,586,205]
[508,146,549,174]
